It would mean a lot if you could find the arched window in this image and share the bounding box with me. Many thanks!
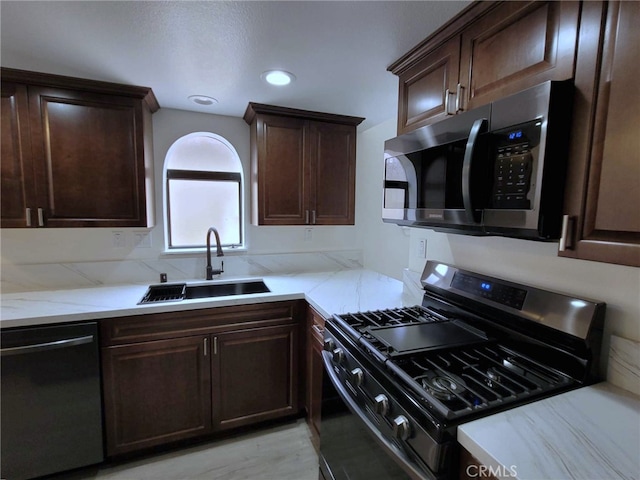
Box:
[163,132,244,251]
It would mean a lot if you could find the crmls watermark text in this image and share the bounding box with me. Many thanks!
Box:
[466,464,518,478]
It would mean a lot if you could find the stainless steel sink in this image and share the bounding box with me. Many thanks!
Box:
[139,280,270,304]
[185,281,270,299]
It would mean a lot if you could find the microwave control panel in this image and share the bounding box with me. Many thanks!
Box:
[491,121,541,209]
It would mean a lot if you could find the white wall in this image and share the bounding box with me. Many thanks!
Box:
[356,118,410,279]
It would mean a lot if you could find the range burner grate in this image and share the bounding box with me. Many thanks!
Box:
[393,343,575,419]
[339,305,446,329]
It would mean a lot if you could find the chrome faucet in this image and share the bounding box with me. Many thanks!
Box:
[206,227,224,280]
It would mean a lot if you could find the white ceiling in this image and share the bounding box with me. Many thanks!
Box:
[0,1,470,131]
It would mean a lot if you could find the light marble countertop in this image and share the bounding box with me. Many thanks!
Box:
[0,269,410,329]
[458,382,640,480]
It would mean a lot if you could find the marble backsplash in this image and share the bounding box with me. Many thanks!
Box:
[607,335,640,396]
[0,250,363,293]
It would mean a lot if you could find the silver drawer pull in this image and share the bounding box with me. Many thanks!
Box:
[312,324,324,336]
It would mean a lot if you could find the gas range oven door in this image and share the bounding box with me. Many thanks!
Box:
[319,350,445,480]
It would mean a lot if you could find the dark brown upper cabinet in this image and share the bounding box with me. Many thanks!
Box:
[559,1,640,267]
[389,1,580,135]
[0,68,158,228]
[244,103,364,226]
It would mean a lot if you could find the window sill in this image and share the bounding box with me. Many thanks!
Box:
[162,246,247,256]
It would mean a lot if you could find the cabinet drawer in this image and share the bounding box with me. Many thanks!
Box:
[100,301,303,346]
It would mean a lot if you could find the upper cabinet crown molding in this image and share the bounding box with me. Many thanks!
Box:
[1,67,159,112]
[243,102,364,127]
[387,1,498,76]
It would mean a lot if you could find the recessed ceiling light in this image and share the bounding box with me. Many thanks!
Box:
[261,70,296,86]
[188,95,218,106]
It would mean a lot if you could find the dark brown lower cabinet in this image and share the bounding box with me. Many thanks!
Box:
[100,301,303,457]
[305,306,326,451]
[102,335,212,456]
[212,324,299,431]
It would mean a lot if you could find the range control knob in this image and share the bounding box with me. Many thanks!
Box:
[374,394,390,416]
[392,415,411,441]
[332,348,345,364]
[323,338,335,352]
[350,367,364,387]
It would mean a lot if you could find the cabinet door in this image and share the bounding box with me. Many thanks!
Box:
[255,114,308,225]
[560,1,640,266]
[102,335,212,456]
[1,83,36,227]
[459,1,579,111]
[212,324,299,431]
[306,307,325,450]
[27,86,148,227]
[308,121,356,225]
[397,37,461,134]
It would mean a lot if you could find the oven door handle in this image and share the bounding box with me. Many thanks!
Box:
[462,118,488,224]
[322,351,435,480]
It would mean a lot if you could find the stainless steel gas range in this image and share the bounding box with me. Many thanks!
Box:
[319,261,605,480]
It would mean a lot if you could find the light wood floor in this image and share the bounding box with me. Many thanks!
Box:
[52,419,319,480]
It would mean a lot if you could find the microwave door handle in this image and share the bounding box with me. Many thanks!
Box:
[462,118,488,224]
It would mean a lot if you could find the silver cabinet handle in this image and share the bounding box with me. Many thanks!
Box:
[455,83,464,113]
[444,88,456,116]
[204,337,208,356]
[305,210,310,224]
[213,336,218,355]
[311,324,324,336]
[559,215,575,251]
[37,208,44,227]
[311,210,316,225]
[0,335,94,357]
[25,207,32,227]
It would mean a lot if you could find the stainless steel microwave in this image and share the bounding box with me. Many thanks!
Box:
[383,80,573,240]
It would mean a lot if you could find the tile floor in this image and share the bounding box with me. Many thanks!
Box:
[50,419,319,480]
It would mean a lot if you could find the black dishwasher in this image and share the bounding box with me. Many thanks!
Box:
[1,322,104,480]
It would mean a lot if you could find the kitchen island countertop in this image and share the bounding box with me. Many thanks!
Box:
[0,269,410,329]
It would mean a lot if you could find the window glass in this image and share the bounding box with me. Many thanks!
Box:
[164,133,244,250]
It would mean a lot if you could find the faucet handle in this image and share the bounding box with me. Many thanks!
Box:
[207,261,224,279]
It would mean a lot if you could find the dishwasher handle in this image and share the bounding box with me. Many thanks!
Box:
[0,335,94,357]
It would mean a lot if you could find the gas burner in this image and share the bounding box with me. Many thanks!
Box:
[421,371,468,401]
[486,367,502,388]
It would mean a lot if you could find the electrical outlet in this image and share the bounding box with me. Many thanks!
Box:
[133,231,152,248]
[112,231,126,248]
[417,238,427,258]
[304,228,313,242]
